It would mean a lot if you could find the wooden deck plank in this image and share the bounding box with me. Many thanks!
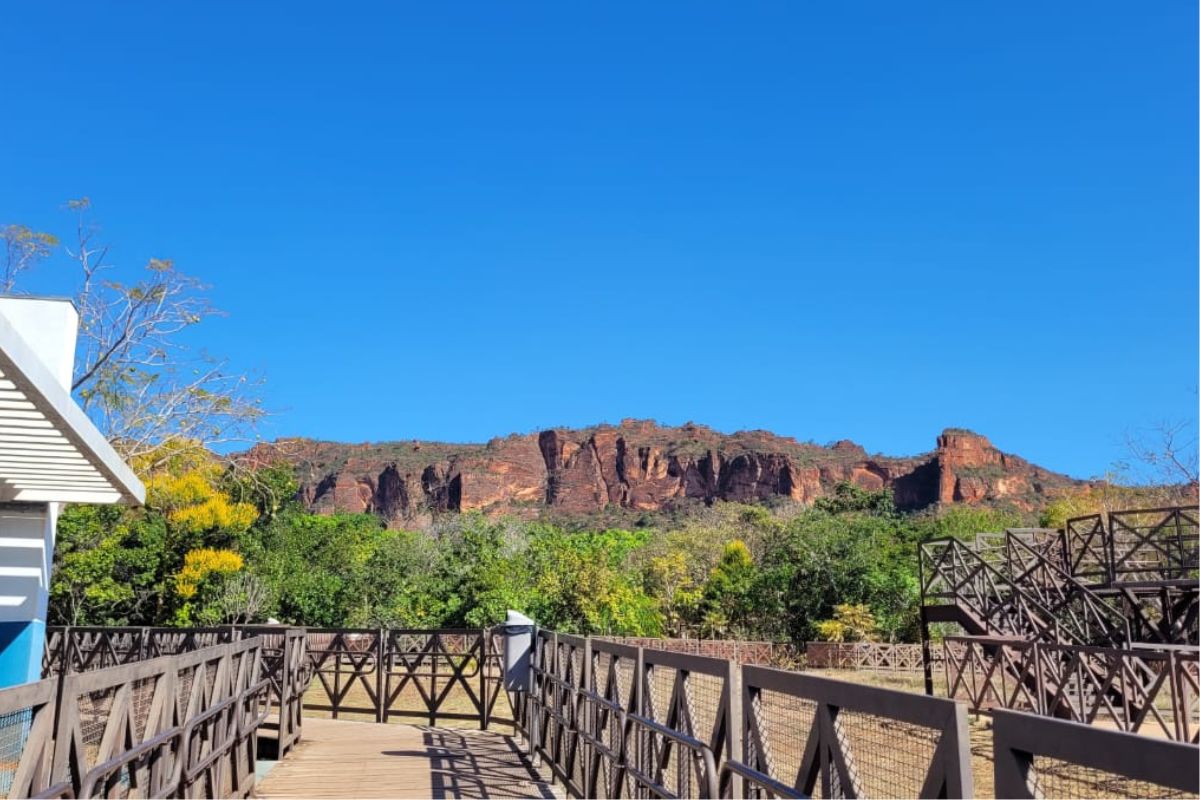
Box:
[257,718,560,799]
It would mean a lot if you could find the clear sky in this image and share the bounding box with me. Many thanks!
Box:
[1,3,1196,479]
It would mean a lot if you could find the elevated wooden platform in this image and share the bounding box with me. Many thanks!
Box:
[256,718,559,799]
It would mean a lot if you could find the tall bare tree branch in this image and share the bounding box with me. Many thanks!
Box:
[2,198,265,469]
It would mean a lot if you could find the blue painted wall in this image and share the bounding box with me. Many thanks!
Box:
[0,620,44,685]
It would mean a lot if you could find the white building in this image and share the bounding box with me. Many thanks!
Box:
[0,297,144,686]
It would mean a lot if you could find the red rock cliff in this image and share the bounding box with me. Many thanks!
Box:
[242,422,1083,526]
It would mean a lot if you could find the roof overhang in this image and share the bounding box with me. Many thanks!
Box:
[0,298,145,505]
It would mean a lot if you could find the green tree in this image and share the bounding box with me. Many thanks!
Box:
[813,482,896,516]
[700,540,760,637]
[917,505,1023,541]
[247,511,390,626]
[757,511,917,643]
[519,527,662,635]
[644,551,702,636]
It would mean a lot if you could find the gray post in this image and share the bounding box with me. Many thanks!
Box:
[502,610,535,693]
[501,611,537,759]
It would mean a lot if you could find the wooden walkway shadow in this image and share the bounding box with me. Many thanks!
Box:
[257,717,559,799]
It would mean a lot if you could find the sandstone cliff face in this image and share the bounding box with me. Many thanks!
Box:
[243,422,1083,526]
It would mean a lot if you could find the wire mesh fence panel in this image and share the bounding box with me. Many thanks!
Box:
[47,637,267,799]
[0,679,58,798]
[730,666,972,799]
[585,639,639,799]
[992,708,1200,800]
[627,647,731,798]
[1024,756,1192,800]
[744,687,820,798]
[638,647,734,798]
[835,710,943,799]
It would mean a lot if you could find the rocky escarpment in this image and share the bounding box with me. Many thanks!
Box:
[242,421,1085,527]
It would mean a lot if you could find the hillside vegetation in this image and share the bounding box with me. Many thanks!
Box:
[50,447,1073,642]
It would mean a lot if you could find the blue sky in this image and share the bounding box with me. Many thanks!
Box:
[1,3,1196,479]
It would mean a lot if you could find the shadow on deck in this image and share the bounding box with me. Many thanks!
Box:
[256,717,559,799]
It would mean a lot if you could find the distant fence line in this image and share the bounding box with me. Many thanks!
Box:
[598,637,800,667]
[603,636,933,673]
[803,641,935,673]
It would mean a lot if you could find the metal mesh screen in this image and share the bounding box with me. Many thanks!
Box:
[130,676,158,739]
[0,707,33,796]
[1028,756,1194,800]
[79,686,117,758]
[753,688,819,796]
[835,709,942,799]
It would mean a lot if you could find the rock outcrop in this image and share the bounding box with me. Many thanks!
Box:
[241,422,1084,526]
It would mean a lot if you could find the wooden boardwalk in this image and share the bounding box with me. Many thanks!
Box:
[257,717,560,799]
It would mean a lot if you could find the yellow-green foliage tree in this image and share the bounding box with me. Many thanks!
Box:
[173,548,245,624]
[142,444,258,623]
[1039,483,1190,528]
[50,441,260,626]
[644,551,702,636]
[814,603,878,643]
[140,444,259,534]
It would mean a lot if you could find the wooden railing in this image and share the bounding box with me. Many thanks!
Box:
[920,536,1128,647]
[734,665,972,799]
[599,636,799,667]
[44,625,308,762]
[239,626,308,757]
[300,627,509,728]
[1067,506,1200,586]
[993,709,1200,799]
[518,629,972,799]
[43,626,238,678]
[17,624,1200,797]
[944,635,1200,741]
[921,506,1198,651]
[0,637,269,798]
[803,641,933,673]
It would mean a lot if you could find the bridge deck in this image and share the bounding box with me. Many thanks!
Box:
[257,718,559,799]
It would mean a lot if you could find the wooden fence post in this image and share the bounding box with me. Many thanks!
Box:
[479,628,489,731]
[375,629,386,724]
